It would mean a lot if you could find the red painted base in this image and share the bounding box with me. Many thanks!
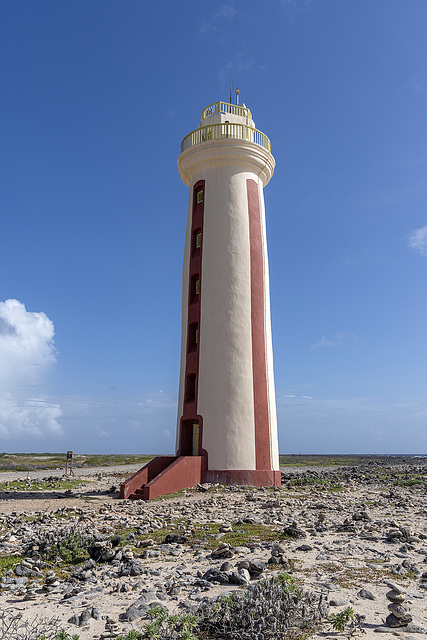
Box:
[120,457,281,500]
[203,468,281,488]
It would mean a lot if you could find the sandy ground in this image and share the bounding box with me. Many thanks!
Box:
[0,462,426,639]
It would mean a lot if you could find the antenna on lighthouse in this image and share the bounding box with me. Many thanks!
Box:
[235,88,240,105]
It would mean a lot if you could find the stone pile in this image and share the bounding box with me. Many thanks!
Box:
[374,581,426,634]
[384,582,412,628]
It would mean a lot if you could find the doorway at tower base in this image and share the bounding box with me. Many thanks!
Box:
[120,456,282,500]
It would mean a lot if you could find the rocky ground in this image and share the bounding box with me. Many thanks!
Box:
[0,458,426,639]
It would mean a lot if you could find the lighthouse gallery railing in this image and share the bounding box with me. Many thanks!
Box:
[181,123,271,154]
[200,101,252,121]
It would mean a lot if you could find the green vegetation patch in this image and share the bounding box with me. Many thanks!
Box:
[0,554,24,578]
[393,476,425,487]
[42,532,91,566]
[124,520,284,550]
[279,454,370,467]
[192,522,284,548]
[0,452,154,472]
[286,476,345,492]
[0,478,87,492]
[311,561,416,588]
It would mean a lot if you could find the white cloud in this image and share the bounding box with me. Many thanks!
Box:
[55,391,178,454]
[0,299,56,387]
[0,394,62,439]
[310,331,358,349]
[0,299,63,440]
[201,5,237,33]
[408,225,427,256]
[215,5,237,19]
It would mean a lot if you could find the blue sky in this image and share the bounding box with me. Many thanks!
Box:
[1,0,426,455]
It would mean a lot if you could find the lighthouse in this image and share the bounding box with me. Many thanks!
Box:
[120,98,280,499]
[176,98,280,487]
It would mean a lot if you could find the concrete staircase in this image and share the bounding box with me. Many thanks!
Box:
[120,455,203,500]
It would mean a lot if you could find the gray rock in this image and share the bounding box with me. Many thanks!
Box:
[141,549,160,559]
[385,581,406,594]
[229,569,250,585]
[323,583,342,591]
[159,544,181,556]
[79,609,92,626]
[164,534,187,544]
[101,549,116,562]
[92,607,101,620]
[15,564,38,577]
[139,538,154,547]
[388,603,409,618]
[247,560,265,577]
[283,525,306,539]
[404,623,427,633]
[212,543,233,559]
[393,564,408,576]
[386,589,406,603]
[119,591,160,622]
[119,560,146,576]
[358,588,376,600]
[194,578,214,589]
[385,613,413,627]
[202,568,230,585]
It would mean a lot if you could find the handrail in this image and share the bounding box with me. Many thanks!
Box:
[200,101,252,122]
[181,123,271,154]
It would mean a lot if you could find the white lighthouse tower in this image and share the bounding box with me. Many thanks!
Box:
[120,98,280,499]
[176,98,280,488]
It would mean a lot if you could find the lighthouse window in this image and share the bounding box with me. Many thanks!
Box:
[185,373,196,403]
[188,322,199,352]
[190,274,200,302]
[193,229,202,253]
[196,190,204,204]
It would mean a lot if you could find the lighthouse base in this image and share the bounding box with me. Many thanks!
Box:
[203,469,282,488]
[120,457,281,500]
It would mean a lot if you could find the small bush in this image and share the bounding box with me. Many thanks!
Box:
[197,573,327,640]
[0,607,71,640]
[330,606,354,632]
[33,526,92,566]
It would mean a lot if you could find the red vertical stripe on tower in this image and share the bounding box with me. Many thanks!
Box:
[178,180,205,457]
[247,179,271,470]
